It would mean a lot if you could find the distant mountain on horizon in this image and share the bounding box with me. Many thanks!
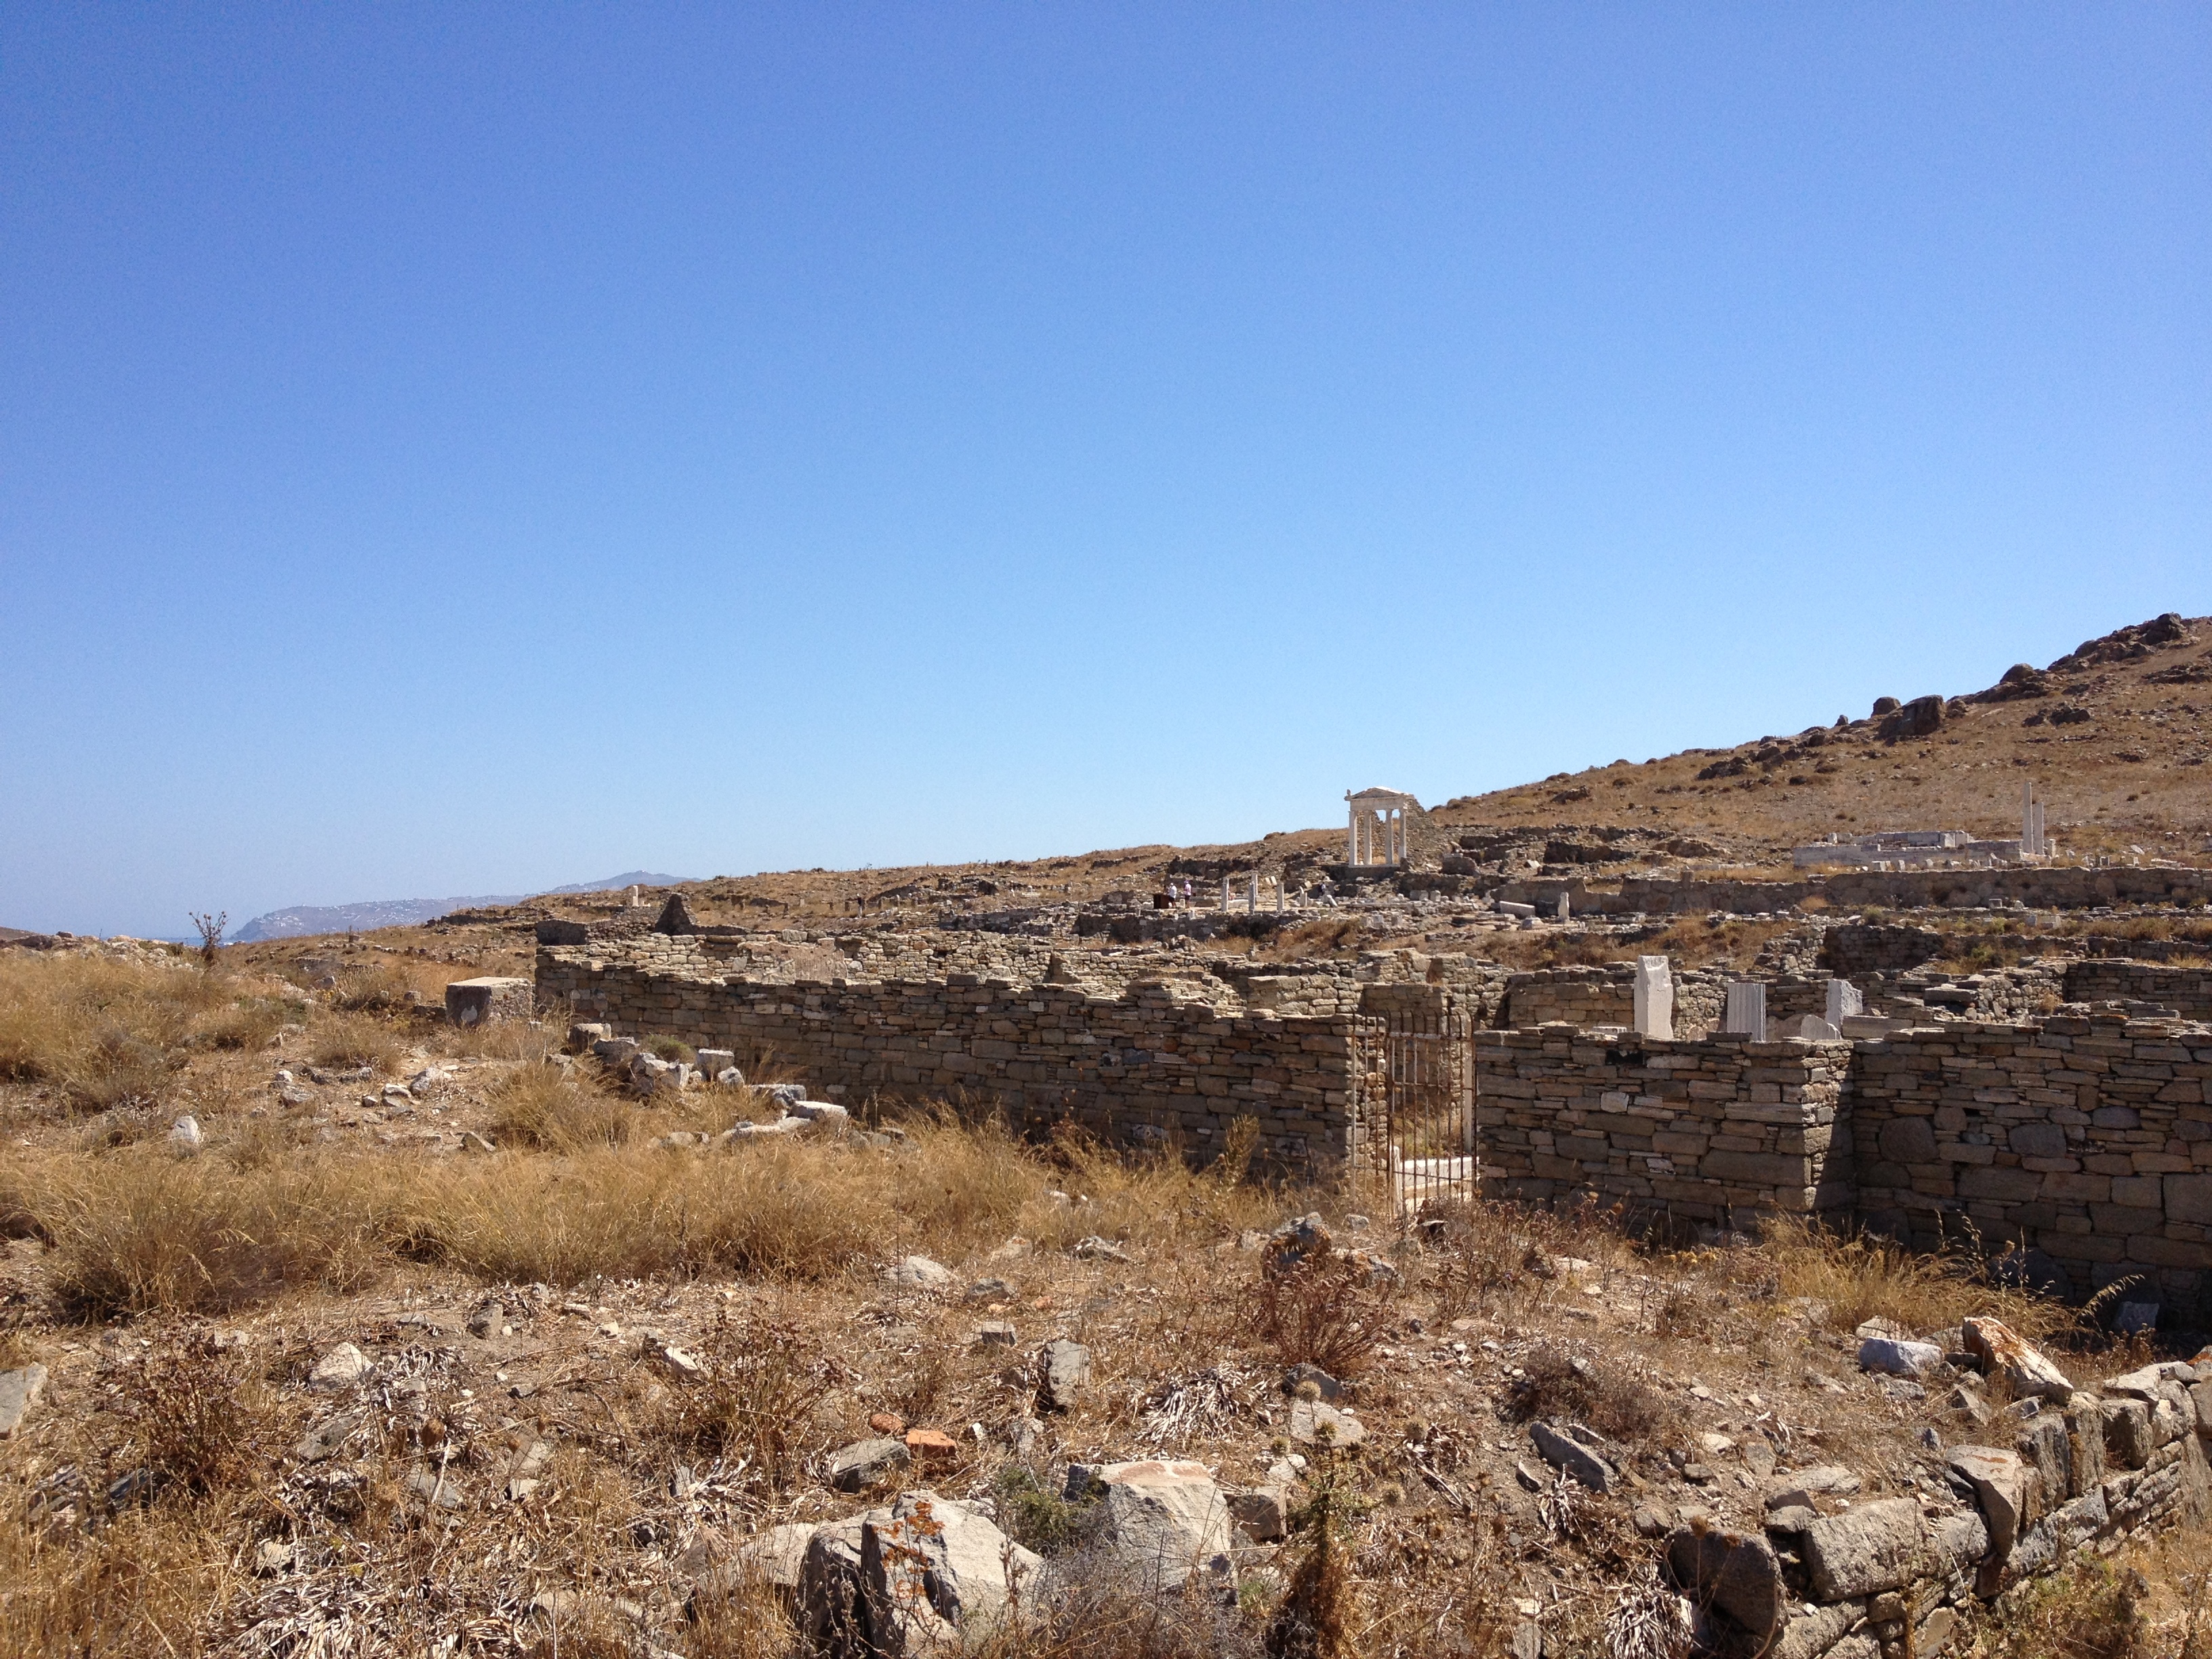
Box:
[231,872,693,943]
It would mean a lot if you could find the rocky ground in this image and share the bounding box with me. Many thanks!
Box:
[3,943,2211,1657]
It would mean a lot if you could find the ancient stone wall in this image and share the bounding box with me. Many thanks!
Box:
[1716,1379,2211,1659]
[1822,923,1946,975]
[2063,960,2212,1020]
[1472,1028,1851,1226]
[1584,865,2212,916]
[1848,1015,2212,1308]
[1472,1015,2212,1307]
[1499,965,1725,1037]
[536,943,1368,1170]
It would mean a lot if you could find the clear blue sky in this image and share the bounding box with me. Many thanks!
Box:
[3,6,2207,938]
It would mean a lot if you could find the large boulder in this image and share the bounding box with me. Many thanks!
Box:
[857,1492,1044,1656]
[1962,1317,2073,1403]
[1947,1446,2033,1560]
[1666,1525,1785,1643]
[1076,1460,1235,1595]
[1801,1498,1925,1601]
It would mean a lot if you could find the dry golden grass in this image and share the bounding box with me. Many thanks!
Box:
[306,1010,406,1073]
[0,1144,394,1316]
[484,1065,647,1150]
[0,954,201,1109]
[0,1501,246,1658]
[1763,1216,2069,1345]
[0,1109,1283,1315]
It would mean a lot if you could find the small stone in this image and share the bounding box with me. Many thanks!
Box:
[1073,1235,1130,1263]
[653,1343,709,1380]
[976,1322,1018,1348]
[254,1539,296,1575]
[1530,1421,1610,1492]
[1857,1336,1942,1378]
[405,1462,466,1509]
[827,1436,909,1493]
[169,1115,204,1151]
[0,1365,49,1437]
[1040,1338,1091,1412]
[307,1343,373,1392]
[882,1256,953,1291]
[966,1277,1016,1302]
[870,1412,907,1436]
[1227,1486,1288,1541]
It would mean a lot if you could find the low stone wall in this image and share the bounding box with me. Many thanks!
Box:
[1472,1028,1850,1226]
[1499,965,1725,1036]
[1591,865,2212,916]
[536,943,1368,1169]
[1474,1012,2212,1307]
[2064,959,2212,1020]
[1694,1363,2211,1659]
[1849,1015,2212,1307]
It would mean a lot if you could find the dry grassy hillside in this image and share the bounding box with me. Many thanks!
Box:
[453,610,2208,927]
[1433,612,2212,870]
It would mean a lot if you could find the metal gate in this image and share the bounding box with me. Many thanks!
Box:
[1351,1004,1477,1221]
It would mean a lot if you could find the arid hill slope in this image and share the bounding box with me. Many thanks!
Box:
[1432,611,2212,869]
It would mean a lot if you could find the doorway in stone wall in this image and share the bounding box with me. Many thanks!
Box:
[1357,1002,1477,1221]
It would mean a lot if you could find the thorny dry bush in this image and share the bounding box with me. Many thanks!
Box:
[1502,1343,1676,1446]
[1258,1249,1399,1380]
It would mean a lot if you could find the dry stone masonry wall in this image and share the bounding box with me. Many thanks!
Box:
[1473,1029,1850,1227]
[1849,1014,2212,1307]
[537,938,1370,1169]
[535,939,2212,1307]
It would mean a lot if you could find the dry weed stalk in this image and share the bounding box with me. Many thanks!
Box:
[1258,1249,1397,1380]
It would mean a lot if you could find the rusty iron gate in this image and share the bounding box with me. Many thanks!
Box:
[1351,1004,1477,1220]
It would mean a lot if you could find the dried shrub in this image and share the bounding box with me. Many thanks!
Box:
[1984,1556,2152,1659]
[1257,1250,1397,1380]
[398,1141,882,1284]
[686,1572,800,1659]
[994,1464,1109,1557]
[1765,1216,2066,1345]
[0,1502,239,1656]
[969,1544,1265,1659]
[1504,1344,1673,1446]
[1425,1198,1599,1324]
[486,1066,640,1151]
[2,1148,392,1316]
[307,1012,404,1074]
[1266,1472,1355,1659]
[0,955,195,1109]
[656,1307,838,1493]
[194,995,291,1051]
[325,958,449,1014]
[110,1331,290,1499]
